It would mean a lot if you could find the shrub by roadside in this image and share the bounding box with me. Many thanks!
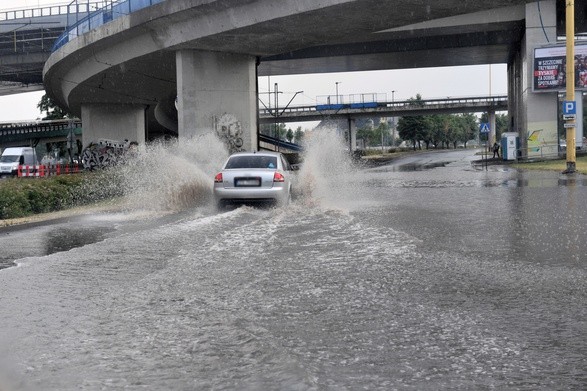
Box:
[0,171,124,220]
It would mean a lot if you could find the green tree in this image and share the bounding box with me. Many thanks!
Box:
[357,120,377,147]
[286,128,294,142]
[457,113,479,148]
[276,123,287,140]
[375,121,391,148]
[37,94,71,120]
[428,114,451,148]
[294,127,304,143]
[397,94,428,150]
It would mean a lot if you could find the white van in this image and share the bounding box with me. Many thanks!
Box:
[0,147,38,177]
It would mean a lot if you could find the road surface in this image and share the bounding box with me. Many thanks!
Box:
[0,145,585,390]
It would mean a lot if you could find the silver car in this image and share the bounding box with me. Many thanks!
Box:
[213,151,295,208]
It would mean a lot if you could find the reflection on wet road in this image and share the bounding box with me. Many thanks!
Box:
[0,148,585,390]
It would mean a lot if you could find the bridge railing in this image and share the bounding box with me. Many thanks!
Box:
[52,0,164,51]
[0,119,82,141]
[0,2,104,21]
[0,28,65,55]
[259,95,508,118]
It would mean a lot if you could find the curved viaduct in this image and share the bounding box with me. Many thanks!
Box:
[43,0,566,157]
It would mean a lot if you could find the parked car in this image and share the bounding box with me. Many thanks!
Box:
[0,147,38,178]
[213,151,295,208]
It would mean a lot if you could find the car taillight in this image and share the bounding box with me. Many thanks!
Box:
[273,172,285,182]
[214,173,223,183]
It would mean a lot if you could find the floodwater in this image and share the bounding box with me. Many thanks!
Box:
[0,135,585,390]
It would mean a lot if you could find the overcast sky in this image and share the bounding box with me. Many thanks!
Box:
[0,1,508,122]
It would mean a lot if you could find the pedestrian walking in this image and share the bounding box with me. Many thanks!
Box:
[492,142,500,159]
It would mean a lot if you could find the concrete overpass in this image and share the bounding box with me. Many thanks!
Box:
[41,0,577,158]
[0,2,108,94]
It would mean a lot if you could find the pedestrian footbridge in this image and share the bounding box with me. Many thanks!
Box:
[259,95,508,124]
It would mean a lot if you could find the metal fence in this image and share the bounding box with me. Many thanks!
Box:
[0,29,65,55]
[52,0,164,51]
[0,2,105,21]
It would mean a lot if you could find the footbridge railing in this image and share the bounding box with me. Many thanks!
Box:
[52,0,165,51]
[259,95,509,123]
[0,3,100,21]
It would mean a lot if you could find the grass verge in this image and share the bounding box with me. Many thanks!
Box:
[512,155,587,174]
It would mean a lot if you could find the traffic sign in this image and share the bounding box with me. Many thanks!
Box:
[564,122,576,128]
[479,123,490,133]
[563,114,576,121]
[563,100,577,115]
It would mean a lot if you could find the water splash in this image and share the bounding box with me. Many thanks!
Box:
[297,126,358,211]
[117,132,228,212]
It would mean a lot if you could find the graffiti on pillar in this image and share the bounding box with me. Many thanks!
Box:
[215,113,244,153]
[81,139,138,170]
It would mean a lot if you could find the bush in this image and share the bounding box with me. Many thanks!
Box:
[0,171,124,220]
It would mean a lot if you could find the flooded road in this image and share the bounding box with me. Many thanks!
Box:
[0,145,585,390]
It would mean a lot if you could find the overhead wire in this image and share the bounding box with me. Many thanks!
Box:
[537,0,550,43]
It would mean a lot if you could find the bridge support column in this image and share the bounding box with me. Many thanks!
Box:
[518,0,558,159]
[80,104,146,146]
[347,118,357,152]
[176,50,257,152]
[489,110,496,146]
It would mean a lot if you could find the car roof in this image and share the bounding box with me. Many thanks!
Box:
[228,151,283,158]
[228,151,283,159]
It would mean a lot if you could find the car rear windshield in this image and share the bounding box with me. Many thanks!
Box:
[225,155,278,169]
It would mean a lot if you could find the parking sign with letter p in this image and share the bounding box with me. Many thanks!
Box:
[563,101,576,115]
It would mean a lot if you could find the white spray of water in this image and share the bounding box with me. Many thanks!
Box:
[297,126,359,211]
[118,131,228,211]
[100,126,359,214]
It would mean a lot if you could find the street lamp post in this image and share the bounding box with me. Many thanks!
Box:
[274,83,279,142]
[279,91,304,117]
[391,90,396,147]
[336,82,341,104]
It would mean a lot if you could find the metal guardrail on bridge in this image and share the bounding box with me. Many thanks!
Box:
[52,0,165,51]
[0,3,90,21]
[258,133,303,152]
[0,119,82,144]
[259,95,509,123]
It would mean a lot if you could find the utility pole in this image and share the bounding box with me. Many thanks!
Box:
[391,90,396,146]
[336,82,341,104]
[258,79,282,150]
[565,0,577,173]
[274,83,279,148]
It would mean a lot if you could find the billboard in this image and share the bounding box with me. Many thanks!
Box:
[533,44,587,91]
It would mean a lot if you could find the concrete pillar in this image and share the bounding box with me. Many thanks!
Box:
[520,0,558,159]
[577,93,584,149]
[508,50,523,136]
[80,104,146,147]
[489,110,497,146]
[347,118,357,151]
[176,50,257,152]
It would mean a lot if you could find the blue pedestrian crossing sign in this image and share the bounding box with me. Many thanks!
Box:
[479,123,490,133]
